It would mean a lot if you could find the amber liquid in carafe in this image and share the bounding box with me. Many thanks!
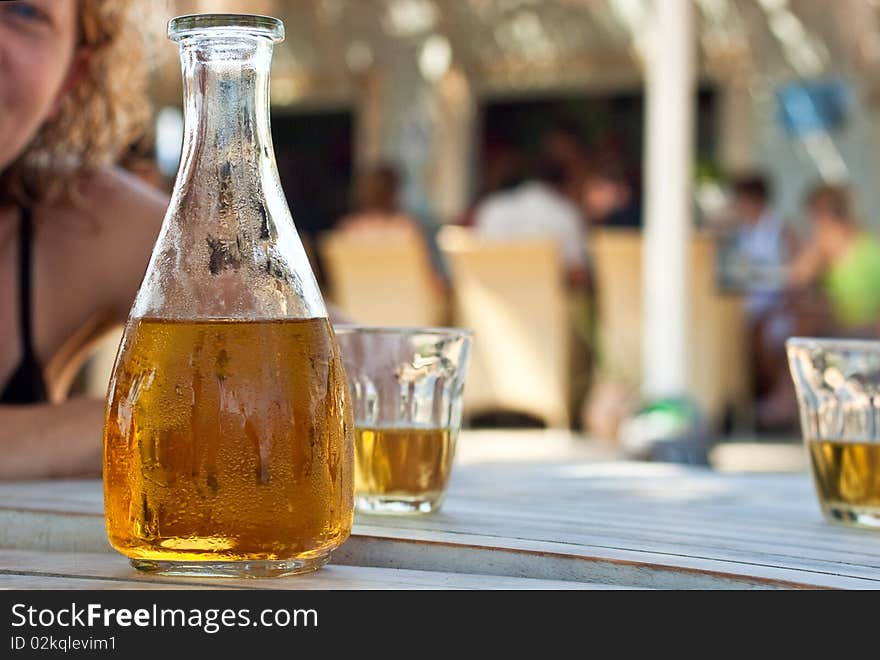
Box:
[103,317,353,562]
[354,427,454,500]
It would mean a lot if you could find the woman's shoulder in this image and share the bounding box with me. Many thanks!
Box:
[35,166,167,245]
[79,166,168,230]
[44,167,169,316]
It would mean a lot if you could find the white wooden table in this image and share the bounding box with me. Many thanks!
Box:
[2,431,879,590]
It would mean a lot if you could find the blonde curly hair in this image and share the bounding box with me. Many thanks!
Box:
[0,0,150,206]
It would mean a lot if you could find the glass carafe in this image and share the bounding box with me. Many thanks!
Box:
[102,14,353,578]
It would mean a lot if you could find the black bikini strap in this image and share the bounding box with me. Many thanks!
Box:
[18,206,36,354]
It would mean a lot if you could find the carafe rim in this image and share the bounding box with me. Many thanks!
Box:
[168,13,285,43]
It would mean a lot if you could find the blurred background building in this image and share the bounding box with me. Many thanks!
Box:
[92,0,880,464]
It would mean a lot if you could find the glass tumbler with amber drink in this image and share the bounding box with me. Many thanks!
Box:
[335,327,472,515]
[788,338,880,528]
[102,14,353,577]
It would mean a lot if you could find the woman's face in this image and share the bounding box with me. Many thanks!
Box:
[808,203,839,235]
[0,1,79,173]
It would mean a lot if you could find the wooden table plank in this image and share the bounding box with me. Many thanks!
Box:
[1,432,879,589]
[0,550,606,590]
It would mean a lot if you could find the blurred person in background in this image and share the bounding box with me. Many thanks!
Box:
[0,0,166,479]
[788,184,880,333]
[727,174,796,398]
[758,184,880,428]
[458,135,525,227]
[337,162,447,284]
[474,155,589,287]
[339,163,418,235]
[480,136,527,200]
[542,121,592,211]
[582,160,642,229]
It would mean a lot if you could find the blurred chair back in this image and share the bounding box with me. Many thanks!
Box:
[591,229,749,425]
[44,312,123,404]
[319,229,445,326]
[591,230,643,384]
[438,226,570,427]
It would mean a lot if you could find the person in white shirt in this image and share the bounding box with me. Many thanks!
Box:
[731,175,792,320]
[474,158,589,285]
[728,174,797,408]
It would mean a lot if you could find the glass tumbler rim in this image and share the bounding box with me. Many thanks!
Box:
[786,336,880,353]
[334,324,473,340]
[168,13,285,43]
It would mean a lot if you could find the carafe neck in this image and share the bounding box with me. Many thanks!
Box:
[173,36,281,218]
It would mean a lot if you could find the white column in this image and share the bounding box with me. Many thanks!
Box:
[352,45,438,220]
[354,71,386,170]
[642,0,696,400]
[430,68,475,222]
[353,46,473,224]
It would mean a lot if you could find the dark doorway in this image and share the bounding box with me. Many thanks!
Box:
[272,108,354,254]
[479,87,719,198]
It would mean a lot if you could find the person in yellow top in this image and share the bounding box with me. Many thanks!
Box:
[788,184,880,332]
[758,184,880,429]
